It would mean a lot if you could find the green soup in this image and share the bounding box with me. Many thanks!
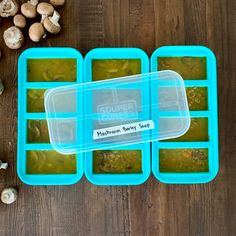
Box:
[92,59,143,174]
[159,148,209,172]
[27,120,49,143]
[27,89,46,113]
[27,58,76,82]
[186,87,208,110]
[27,150,76,174]
[166,118,208,142]
[92,59,141,81]
[158,57,207,80]
[93,150,142,174]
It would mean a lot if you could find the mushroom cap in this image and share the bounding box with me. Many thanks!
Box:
[43,17,61,34]
[3,26,24,49]
[49,0,65,7]
[29,22,46,42]
[21,2,37,18]
[13,14,26,28]
[0,0,19,17]
[37,2,54,16]
[1,188,17,204]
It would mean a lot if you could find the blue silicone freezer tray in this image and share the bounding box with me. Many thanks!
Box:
[150,46,219,184]
[84,48,151,185]
[17,47,84,185]
[17,46,219,186]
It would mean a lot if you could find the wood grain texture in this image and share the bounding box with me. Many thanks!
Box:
[0,0,235,235]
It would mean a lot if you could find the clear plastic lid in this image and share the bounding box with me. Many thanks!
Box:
[44,71,190,154]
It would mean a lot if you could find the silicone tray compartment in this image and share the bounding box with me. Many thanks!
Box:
[84,48,150,185]
[151,46,218,184]
[17,47,84,185]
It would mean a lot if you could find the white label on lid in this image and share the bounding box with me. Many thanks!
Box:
[93,120,155,140]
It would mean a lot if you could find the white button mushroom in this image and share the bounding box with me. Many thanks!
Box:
[43,10,61,34]
[0,160,8,169]
[29,22,46,42]
[49,0,65,7]
[1,188,17,204]
[13,14,26,28]
[21,0,39,18]
[0,0,19,17]
[3,26,24,49]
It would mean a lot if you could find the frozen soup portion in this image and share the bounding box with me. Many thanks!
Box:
[91,58,144,175]
[27,58,77,82]
[93,150,142,174]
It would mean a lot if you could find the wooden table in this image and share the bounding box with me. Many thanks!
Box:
[0,0,235,235]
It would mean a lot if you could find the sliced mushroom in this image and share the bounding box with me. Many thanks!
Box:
[49,0,65,7]
[29,22,46,42]
[1,188,17,204]
[0,0,19,17]
[13,14,26,28]
[3,26,24,49]
[21,0,39,18]
[43,10,61,34]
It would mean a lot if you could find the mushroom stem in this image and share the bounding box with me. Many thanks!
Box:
[39,16,47,38]
[40,14,46,23]
[0,160,8,169]
[51,10,60,22]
